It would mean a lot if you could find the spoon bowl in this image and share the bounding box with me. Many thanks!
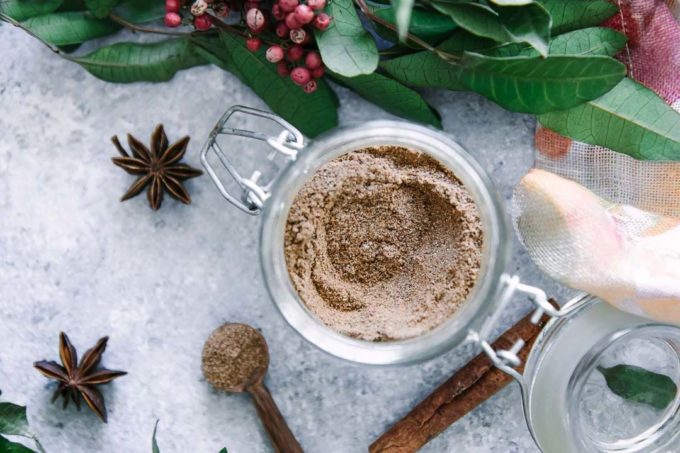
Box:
[202,323,303,453]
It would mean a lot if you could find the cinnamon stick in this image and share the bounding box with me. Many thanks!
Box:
[370,302,556,453]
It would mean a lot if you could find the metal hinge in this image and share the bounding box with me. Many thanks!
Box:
[200,106,304,215]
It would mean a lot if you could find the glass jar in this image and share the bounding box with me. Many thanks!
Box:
[488,293,680,452]
[201,106,526,365]
[202,107,680,450]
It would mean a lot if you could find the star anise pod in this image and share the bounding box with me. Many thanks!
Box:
[34,332,127,423]
[111,124,203,210]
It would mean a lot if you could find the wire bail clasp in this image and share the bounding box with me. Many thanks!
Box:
[468,276,594,452]
[201,105,304,215]
[472,274,593,375]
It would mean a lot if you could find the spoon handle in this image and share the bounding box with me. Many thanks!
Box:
[249,381,304,453]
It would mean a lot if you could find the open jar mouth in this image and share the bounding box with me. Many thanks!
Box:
[523,295,680,452]
[571,326,680,452]
[258,121,512,365]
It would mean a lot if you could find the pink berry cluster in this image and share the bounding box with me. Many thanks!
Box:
[244,0,331,94]
[164,0,229,30]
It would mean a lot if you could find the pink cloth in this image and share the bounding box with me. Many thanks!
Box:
[513,0,680,323]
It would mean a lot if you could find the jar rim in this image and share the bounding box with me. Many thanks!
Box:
[523,295,680,452]
[259,120,513,365]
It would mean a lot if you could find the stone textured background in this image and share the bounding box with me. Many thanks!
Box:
[0,23,574,453]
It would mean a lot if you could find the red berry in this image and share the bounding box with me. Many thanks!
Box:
[194,13,212,29]
[164,12,182,27]
[307,0,326,11]
[291,67,311,86]
[272,3,285,20]
[311,65,325,78]
[279,0,298,13]
[294,4,314,25]
[305,51,322,69]
[166,0,180,13]
[314,13,331,30]
[277,61,291,76]
[266,45,285,63]
[289,27,306,44]
[244,0,259,10]
[275,22,289,38]
[246,37,262,52]
[285,12,302,29]
[246,8,266,32]
[287,45,304,61]
[191,0,208,16]
[303,80,318,93]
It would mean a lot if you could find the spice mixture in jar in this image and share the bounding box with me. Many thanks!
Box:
[284,146,483,341]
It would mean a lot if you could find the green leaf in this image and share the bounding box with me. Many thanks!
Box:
[598,364,678,410]
[57,43,82,53]
[0,402,30,438]
[391,0,414,41]
[494,27,627,58]
[489,0,534,4]
[151,420,160,453]
[313,0,379,77]
[373,7,457,44]
[192,32,339,138]
[459,53,624,112]
[21,11,120,46]
[0,0,63,21]
[58,0,87,12]
[73,38,206,83]
[495,2,551,57]
[535,27,626,57]
[0,436,36,453]
[381,50,448,86]
[0,395,42,453]
[217,449,228,453]
[432,3,511,43]
[537,0,618,35]
[433,1,551,56]
[84,0,118,18]
[382,51,625,113]
[330,71,441,127]
[436,29,498,54]
[539,78,680,161]
[113,0,165,23]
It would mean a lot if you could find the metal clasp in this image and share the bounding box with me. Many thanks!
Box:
[201,106,304,215]
[469,275,592,452]
[470,275,551,376]
[470,274,589,375]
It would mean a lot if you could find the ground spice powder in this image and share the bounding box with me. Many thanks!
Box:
[202,323,269,391]
[284,146,484,341]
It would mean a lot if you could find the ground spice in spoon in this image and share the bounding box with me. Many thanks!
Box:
[284,146,483,341]
[202,323,269,391]
[201,324,304,453]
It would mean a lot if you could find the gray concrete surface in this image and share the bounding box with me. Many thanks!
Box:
[0,23,574,453]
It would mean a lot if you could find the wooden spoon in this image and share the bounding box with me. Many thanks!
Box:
[202,323,303,453]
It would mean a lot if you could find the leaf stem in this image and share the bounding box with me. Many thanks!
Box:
[353,0,460,62]
[108,14,190,36]
[0,12,77,61]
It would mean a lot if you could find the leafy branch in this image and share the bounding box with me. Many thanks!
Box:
[0,391,45,453]
[1,0,679,160]
[354,0,460,62]
[108,13,188,36]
